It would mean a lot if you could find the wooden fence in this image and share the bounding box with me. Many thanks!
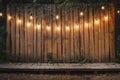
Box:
[6,3,115,62]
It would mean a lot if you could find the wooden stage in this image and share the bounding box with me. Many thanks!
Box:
[0,63,120,73]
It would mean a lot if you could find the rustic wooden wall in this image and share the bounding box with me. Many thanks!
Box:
[6,3,115,62]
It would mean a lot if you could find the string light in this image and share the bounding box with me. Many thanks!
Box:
[95,19,99,24]
[36,24,41,30]
[30,15,33,20]
[117,10,120,14]
[47,26,51,31]
[8,15,12,20]
[0,12,2,16]
[80,12,83,16]
[66,26,70,31]
[101,6,105,10]
[56,15,59,20]
[56,26,60,31]
[27,22,31,28]
[6,6,111,32]
[104,16,108,21]
[17,19,22,24]
[85,23,89,27]
[74,25,79,30]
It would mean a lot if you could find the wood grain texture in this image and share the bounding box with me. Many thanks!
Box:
[6,4,115,62]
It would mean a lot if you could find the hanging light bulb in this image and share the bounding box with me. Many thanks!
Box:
[0,12,2,16]
[104,16,108,21]
[17,19,22,24]
[117,10,120,14]
[74,24,79,30]
[85,23,89,27]
[30,15,33,20]
[36,24,41,30]
[27,22,31,28]
[56,15,59,20]
[101,6,105,10]
[56,26,60,31]
[95,19,99,24]
[47,26,51,31]
[8,15,12,20]
[66,26,70,31]
[80,12,83,16]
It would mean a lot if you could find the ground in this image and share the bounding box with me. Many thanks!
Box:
[0,63,120,80]
[0,73,120,80]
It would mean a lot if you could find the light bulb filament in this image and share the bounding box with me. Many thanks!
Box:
[80,12,83,16]
[8,15,12,20]
[56,15,59,20]
[27,22,31,27]
[47,26,51,31]
[17,19,22,24]
[30,16,33,20]
[66,26,70,31]
[104,16,108,21]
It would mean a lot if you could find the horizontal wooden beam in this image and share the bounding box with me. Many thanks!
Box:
[0,63,120,73]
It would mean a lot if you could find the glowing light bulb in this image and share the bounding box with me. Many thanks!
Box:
[80,12,83,16]
[117,10,120,14]
[0,12,2,16]
[104,16,108,21]
[27,22,31,28]
[56,26,60,31]
[8,15,12,20]
[95,19,99,24]
[56,15,59,20]
[85,23,89,27]
[36,24,41,30]
[66,26,70,31]
[74,25,79,30]
[47,26,51,31]
[17,19,22,24]
[101,6,105,10]
[30,16,33,20]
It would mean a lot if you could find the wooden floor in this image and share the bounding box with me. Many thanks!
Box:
[0,63,120,72]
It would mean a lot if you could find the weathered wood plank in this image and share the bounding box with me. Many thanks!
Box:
[56,7,62,61]
[41,7,45,62]
[52,5,57,61]
[70,8,74,60]
[36,8,41,62]
[24,6,28,62]
[89,7,94,62]
[104,9,109,62]
[94,9,99,62]
[33,7,37,61]
[11,5,16,58]
[109,3,115,62]
[15,6,20,61]
[29,8,34,62]
[84,8,89,60]
[61,7,66,62]
[74,8,80,60]
[98,10,101,62]
[19,6,25,61]
[79,10,84,59]
[65,7,70,61]
[101,7,105,62]
[6,5,11,60]
[46,5,52,62]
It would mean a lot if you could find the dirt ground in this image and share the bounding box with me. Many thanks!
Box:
[0,73,120,80]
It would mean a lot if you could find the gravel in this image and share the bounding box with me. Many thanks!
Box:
[0,73,120,80]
